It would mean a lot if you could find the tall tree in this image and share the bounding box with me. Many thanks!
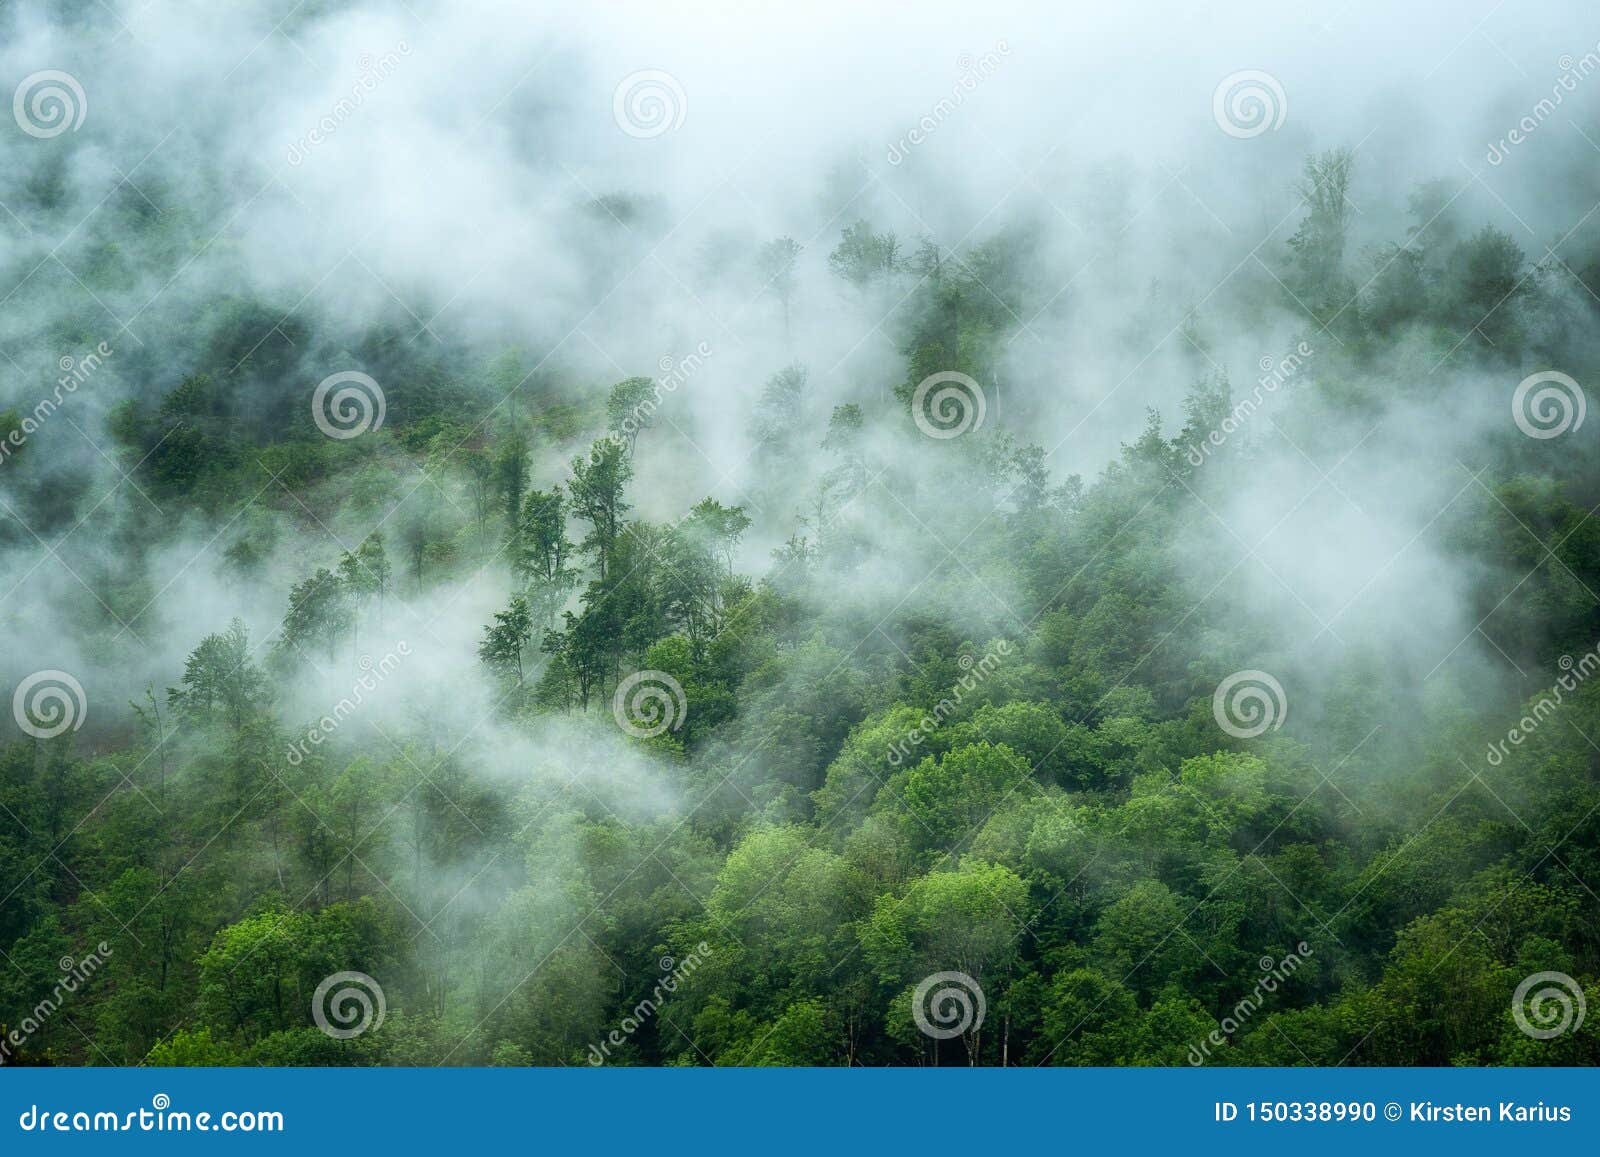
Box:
[686,497,751,580]
[479,595,534,685]
[463,448,495,555]
[494,434,530,547]
[606,377,658,458]
[1286,148,1355,312]
[828,220,900,288]
[752,364,807,448]
[277,568,350,664]
[568,440,633,579]
[514,486,577,627]
[169,618,268,731]
[356,533,392,625]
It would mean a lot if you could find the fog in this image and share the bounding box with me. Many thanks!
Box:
[3,0,1599,833]
[4,0,1600,1072]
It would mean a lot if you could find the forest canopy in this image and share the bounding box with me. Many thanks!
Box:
[1,0,1598,1069]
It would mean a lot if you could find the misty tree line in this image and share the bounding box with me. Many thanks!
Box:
[3,147,1600,1066]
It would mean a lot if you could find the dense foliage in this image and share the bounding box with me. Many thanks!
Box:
[3,148,1600,1067]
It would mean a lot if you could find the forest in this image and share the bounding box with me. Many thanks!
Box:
[2,1,1598,1068]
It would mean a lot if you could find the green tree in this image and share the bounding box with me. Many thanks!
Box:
[277,568,350,664]
[479,595,535,685]
[828,220,900,288]
[568,439,633,578]
[606,377,657,457]
[865,860,1032,1063]
[169,618,268,730]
